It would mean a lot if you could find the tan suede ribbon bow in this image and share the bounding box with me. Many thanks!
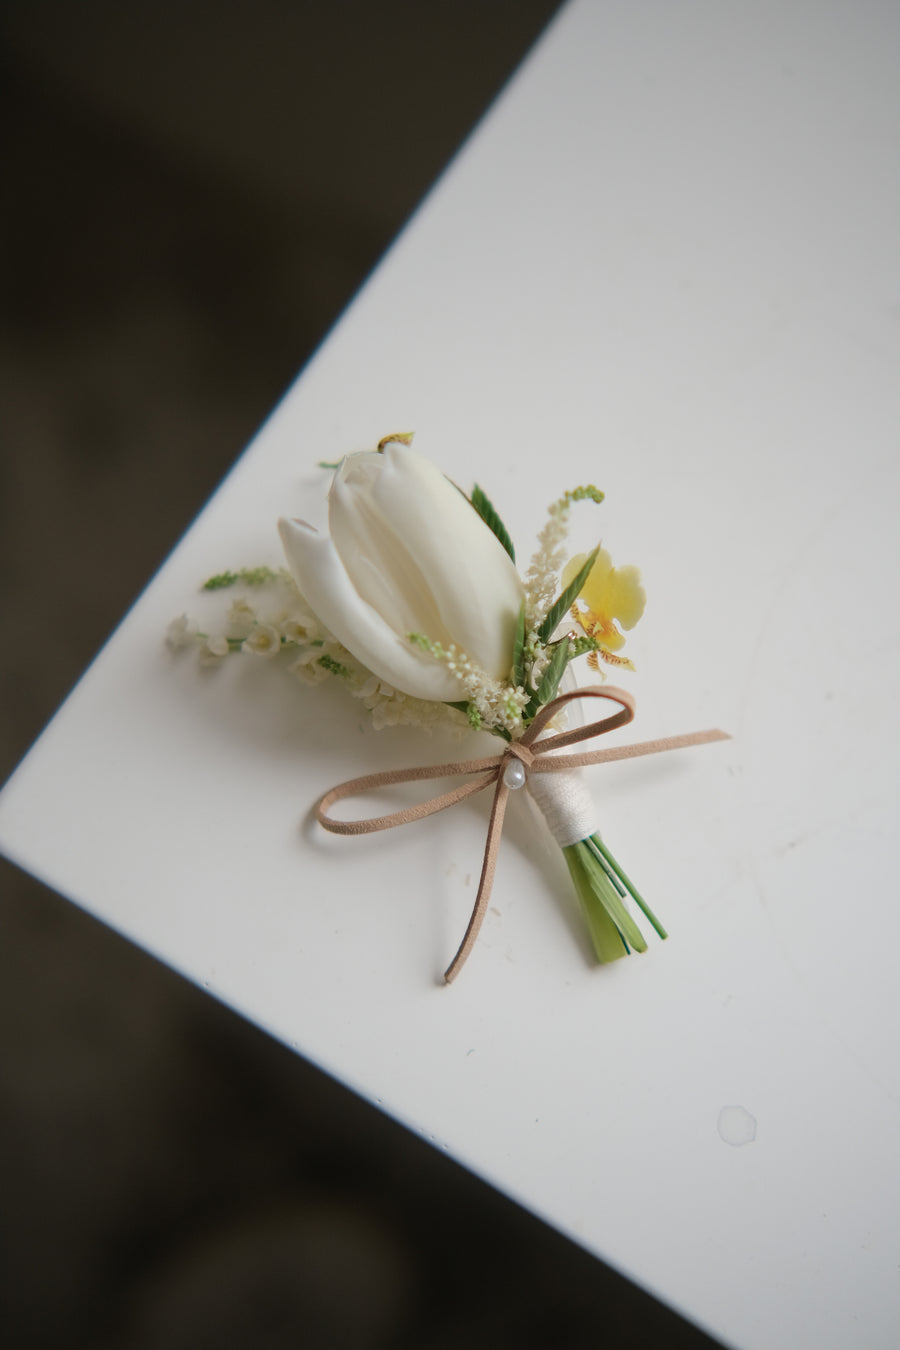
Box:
[316,685,729,982]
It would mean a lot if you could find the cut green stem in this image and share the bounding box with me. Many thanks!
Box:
[586,834,668,940]
[562,832,667,964]
[564,844,630,962]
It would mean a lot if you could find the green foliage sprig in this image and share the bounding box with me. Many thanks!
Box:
[202,566,286,591]
[537,546,598,643]
[470,484,516,562]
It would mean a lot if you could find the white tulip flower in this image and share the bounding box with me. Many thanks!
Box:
[278,443,524,702]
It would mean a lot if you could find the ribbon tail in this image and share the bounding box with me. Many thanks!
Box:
[443,776,510,984]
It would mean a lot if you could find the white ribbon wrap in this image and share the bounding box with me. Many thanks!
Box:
[526,676,598,847]
[527,765,597,848]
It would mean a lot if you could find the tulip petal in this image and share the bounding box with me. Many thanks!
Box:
[278,517,464,702]
[330,465,456,650]
[368,445,523,679]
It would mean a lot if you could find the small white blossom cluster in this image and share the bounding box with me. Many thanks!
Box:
[165,613,200,650]
[167,580,322,667]
[523,485,604,631]
[523,632,551,692]
[287,640,349,685]
[168,481,607,740]
[353,675,467,732]
[167,576,468,735]
[409,634,529,736]
[523,495,573,629]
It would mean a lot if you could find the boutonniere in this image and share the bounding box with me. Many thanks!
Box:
[169,433,727,980]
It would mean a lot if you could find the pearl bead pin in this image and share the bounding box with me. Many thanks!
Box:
[502,759,527,790]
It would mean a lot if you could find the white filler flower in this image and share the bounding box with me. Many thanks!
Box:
[279,442,523,702]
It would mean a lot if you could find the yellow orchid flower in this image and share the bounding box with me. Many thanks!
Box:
[563,548,646,670]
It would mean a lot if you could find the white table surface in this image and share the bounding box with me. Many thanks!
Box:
[3,3,899,1346]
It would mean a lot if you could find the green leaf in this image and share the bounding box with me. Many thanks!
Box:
[533,639,570,708]
[537,546,599,643]
[511,602,526,688]
[471,484,516,562]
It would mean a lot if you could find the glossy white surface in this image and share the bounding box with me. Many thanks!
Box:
[3,3,899,1346]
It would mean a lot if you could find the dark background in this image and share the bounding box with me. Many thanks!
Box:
[1,4,725,1346]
